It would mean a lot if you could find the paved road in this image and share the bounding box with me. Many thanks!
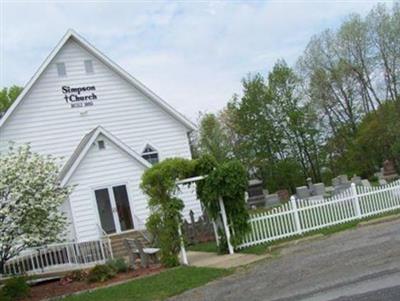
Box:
[170,218,400,301]
[332,285,400,301]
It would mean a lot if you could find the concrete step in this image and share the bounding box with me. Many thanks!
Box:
[108,230,151,258]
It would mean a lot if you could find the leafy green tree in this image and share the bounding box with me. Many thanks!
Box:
[196,113,233,162]
[344,101,400,177]
[198,2,400,188]
[227,73,284,175]
[268,60,323,182]
[298,3,400,175]
[0,86,23,115]
[220,61,324,191]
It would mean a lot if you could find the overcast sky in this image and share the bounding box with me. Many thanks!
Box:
[0,1,388,121]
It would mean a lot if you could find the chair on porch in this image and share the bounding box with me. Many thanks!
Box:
[124,238,160,268]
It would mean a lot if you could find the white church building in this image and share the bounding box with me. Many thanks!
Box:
[0,29,202,245]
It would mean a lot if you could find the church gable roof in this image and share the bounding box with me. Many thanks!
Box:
[59,126,151,187]
[0,29,196,131]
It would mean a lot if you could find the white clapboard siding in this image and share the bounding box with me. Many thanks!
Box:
[0,39,191,162]
[67,134,148,242]
[238,180,400,249]
[68,134,201,242]
[0,36,203,242]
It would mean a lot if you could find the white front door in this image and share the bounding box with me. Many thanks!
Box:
[94,184,134,234]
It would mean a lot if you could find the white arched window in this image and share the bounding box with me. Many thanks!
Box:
[141,144,159,165]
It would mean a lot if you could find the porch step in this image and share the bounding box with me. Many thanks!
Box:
[108,230,151,259]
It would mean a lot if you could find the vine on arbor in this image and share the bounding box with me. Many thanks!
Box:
[140,155,249,266]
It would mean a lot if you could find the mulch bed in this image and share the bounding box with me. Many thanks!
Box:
[23,265,164,301]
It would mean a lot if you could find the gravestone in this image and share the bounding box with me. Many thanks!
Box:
[332,177,340,187]
[361,179,371,187]
[296,186,310,199]
[306,177,313,189]
[308,195,324,204]
[312,183,325,196]
[379,179,388,186]
[339,174,349,184]
[265,194,279,206]
[247,179,266,208]
[351,175,362,185]
[383,160,398,181]
[276,189,290,202]
[333,174,351,195]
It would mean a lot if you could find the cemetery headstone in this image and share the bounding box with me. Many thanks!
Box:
[333,174,351,195]
[379,179,388,186]
[277,189,290,202]
[351,175,362,185]
[312,183,325,196]
[339,174,348,184]
[265,194,279,206]
[383,160,398,181]
[332,177,340,187]
[246,179,266,208]
[361,179,371,187]
[306,177,313,189]
[296,186,310,199]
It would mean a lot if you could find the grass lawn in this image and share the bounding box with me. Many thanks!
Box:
[61,266,231,301]
[187,241,219,253]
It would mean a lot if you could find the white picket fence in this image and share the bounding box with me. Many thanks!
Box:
[2,238,113,277]
[238,180,400,249]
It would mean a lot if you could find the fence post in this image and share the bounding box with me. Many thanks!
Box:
[351,183,362,219]
[107,237,114,260]
[177,219,189,265]
[290,196,303,235]
[219,196,234,254]
[212,220,220,247]
[99,240,106,262]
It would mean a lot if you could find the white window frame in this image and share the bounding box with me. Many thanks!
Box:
[84,59,94,74]
[56,62,67,77]
[141,143,159,165]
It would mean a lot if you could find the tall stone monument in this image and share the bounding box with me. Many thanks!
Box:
[383,160,398,181]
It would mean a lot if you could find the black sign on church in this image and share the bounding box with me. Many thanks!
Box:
[62,85,98,108]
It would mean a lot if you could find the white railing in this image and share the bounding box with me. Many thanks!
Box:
[238,180,400,249]
[2,238,113,276]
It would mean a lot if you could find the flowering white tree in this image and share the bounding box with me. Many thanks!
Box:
[0,145,71,274]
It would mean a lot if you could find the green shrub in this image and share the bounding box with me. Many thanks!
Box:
[0,276,30,300]
[369,175,379,183]
[87,265,116,283]
[73,269,89,281]
[106,258,128,273]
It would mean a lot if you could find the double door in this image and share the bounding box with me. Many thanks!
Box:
[94,184,134,234]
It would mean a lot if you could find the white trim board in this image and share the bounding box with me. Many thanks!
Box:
[0,29,196,131]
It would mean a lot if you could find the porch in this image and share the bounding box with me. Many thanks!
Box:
[1,230,151,278]
[2,239,112,277]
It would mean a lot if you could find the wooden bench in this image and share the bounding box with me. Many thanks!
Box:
[124,239,160,268]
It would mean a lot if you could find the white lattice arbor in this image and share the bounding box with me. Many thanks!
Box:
[176,175,235,265]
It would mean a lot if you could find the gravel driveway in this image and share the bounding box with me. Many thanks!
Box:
[169,218,400,301]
